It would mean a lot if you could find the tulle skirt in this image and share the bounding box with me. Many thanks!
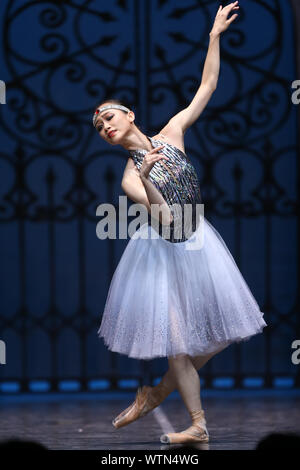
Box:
[98,215,267,360]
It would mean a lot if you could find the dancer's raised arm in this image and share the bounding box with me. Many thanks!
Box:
[165,2,239,134]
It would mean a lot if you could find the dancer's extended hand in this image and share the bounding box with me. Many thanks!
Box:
[139,145,169,179]
[210,1,239,36]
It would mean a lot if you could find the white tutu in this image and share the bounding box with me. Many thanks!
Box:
[98,215,267,360]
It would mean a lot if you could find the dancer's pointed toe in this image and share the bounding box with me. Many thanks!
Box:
[112,385,158,429]
[160,433,170,444]
[112,401,135,429]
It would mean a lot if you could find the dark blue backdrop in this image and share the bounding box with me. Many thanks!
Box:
[0,0,299,393]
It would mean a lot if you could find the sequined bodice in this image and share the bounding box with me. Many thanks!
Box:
[128,136,202,243]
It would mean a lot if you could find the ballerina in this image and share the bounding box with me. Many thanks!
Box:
[94,1,266,445]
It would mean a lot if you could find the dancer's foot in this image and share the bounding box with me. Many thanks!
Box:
[112,385,165,429]
[160,409,209,444]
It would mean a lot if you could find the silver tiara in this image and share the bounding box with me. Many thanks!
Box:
[93,104,131,127]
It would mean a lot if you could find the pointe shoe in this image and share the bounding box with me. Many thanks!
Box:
[160,409,209,444]
[112,385,164,429]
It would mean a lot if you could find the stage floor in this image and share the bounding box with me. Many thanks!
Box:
[0,389,300,450]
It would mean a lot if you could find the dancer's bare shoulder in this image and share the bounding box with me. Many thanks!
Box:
[152,122,186,156]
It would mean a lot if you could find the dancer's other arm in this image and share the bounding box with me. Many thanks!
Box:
[163,2,239,134]
[122,148,173,225]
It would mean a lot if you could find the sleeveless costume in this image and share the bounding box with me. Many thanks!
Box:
[98,136,267,359]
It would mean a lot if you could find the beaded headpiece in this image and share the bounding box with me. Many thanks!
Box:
[93,104,131,128]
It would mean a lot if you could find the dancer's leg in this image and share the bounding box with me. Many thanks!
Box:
[167,354,202,413]
[159,352,218,444]
[150,347,224,404]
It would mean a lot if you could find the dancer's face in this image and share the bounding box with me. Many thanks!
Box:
[94,102,134,145]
